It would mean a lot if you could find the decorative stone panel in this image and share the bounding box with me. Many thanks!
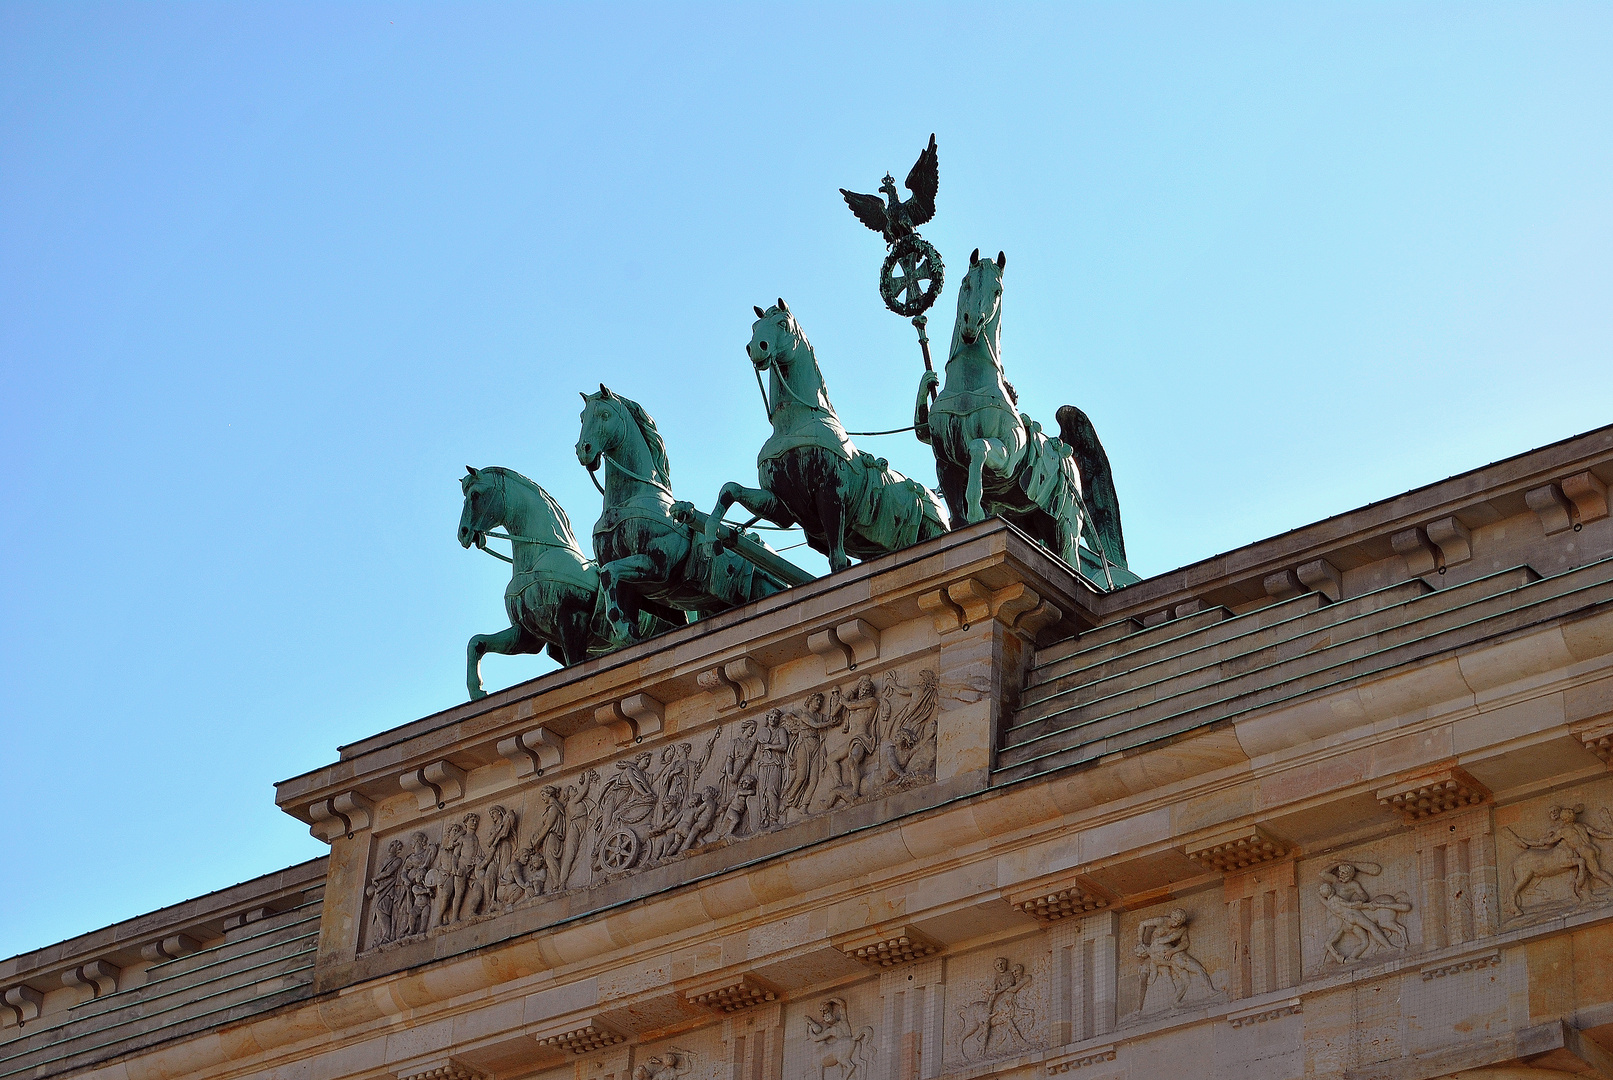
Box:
[1227,999,1301,1028]
[836,925,942,969]
[685,974,778,1013]
[535,1020,626,1054]
[1183,825,1290,873]
[1376,767,1489,822]
[1046,1046,1115,1073]
[1008,878,1110,922]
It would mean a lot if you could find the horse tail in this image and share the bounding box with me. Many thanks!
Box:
[1056,405,1128,571]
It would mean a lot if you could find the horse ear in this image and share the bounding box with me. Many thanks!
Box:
[465,465,478,476]
[997,251,1007,270]
[599,382,612,399]
[776,297,790,314]
[970,247,980,265]
[754,305,767,319]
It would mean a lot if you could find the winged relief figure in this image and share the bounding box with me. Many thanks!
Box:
[839,133,939,246]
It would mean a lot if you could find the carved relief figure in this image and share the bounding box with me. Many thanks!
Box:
[366,838,407,945]
[360,666,941,952]
[558,768,598,887]
[783,692,836,811]
[1504,803,1613,912]
[401,830,435,936]
[1133,909,1216,1013]
[634,1050,694,1080]
[958,957,1035,1059]
[825,676,880,801]
[755,709,790,827]
[805,998,874,1080]
[879,669,939,786]
[1317,862,1412,962]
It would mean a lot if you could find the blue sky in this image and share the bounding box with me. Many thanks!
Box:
[2,3,1609,957]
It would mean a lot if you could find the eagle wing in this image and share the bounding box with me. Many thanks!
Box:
[902,133,939,227]
[840,188,889,235]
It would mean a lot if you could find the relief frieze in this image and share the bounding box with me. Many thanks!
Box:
[360,666,940,952]
[1501,800,1613,917]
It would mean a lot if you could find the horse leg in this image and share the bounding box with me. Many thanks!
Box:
[811,473,851,572]
[965,438,1010,523]
[705,483,794,550]
[557,593,594,666]
[598,554,658,646]
[934,456,970,530]
[467,625,541,700]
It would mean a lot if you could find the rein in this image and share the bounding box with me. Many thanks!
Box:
[754,349,911,435]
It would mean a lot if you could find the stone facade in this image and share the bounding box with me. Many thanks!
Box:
[3,426,1612,1080]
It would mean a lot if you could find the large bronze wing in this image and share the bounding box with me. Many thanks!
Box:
[902,133,939,227]
[839,188,889,235]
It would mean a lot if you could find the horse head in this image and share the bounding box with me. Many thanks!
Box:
[575,384,623,472]
[748,297,810,375]
[459,465,506,549]
[956,249,1006,346]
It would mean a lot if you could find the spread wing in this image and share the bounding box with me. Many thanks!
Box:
[902,133,939,227]
[840,188,888,235]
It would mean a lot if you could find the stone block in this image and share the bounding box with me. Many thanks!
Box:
[1391,527,1439,576]
[1562,470,1610,524]
[1425,516,1472,568]
[308,791,373,842]
[683,974,779,1013]
[1182,824,1290,874]
[1006,877,1111,922]
[400,760,467,812]
[1297,557,1343,601]
[497,727,563,779]
[531,1018,627,1055]
[1527,483,1575,534]
[834,925,942,969]
[1375,766,1489,822]
[140,933,202,963]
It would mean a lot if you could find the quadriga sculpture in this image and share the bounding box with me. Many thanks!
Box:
[575,385,792,646]
[457,465,672,698]
[703,300,949,572]
[914,249,1132,581]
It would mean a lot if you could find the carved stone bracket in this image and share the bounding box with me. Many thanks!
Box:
[1392,527,1440,576]
[532,1017,627,1055]
[497,726,564,779]
[1577,719,1613,766]
[684,973,780,1013]
[1008,876,1111,922]
[808,618,881,676]
[1183,825,1290,874]
[2,985,43,1027]
[1376,767,1490,822]
[595,693,665,744]
[1046,1047,1116,1073]
[917,578,1061,638]
[1426,517,1473,568]
[140,933,202,963]
[835,924,943,969]
[1527,484,1575,535]
[1264,569,1304,601]
[1297,558,1343,602]
[1562,471,1610,525]
[308,791,374,842]
[400,760,467,811]
[61,959,120,1000]
[224,905,276,933]
[699,659,768,711]
[1227,999,1302,1028]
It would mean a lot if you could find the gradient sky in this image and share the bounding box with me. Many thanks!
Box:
[2,3,1610,958]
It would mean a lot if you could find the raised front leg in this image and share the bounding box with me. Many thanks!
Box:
[703,482,793,555]
[467,624,542,700]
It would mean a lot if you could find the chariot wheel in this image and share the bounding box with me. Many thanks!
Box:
[600,827,640,872]
[880,235,945,317]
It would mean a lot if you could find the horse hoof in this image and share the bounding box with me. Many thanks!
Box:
[469,687,488,702]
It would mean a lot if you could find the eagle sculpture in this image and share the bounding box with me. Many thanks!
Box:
[839,134,939,246]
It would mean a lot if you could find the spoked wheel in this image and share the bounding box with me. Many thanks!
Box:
[880,235,945,317]
[600,828,639,872]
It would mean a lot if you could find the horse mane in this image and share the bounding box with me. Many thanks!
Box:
[487,467,580,547]
[760,305,835,414]
[614,394,672,487]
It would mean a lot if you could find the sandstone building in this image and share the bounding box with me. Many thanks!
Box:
[4,425,1612,1080]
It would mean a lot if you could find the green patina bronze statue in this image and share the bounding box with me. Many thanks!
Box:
[913,249,1135,584]
[458,466,677,698]
[701,300,950,573]
[576,385,805,646]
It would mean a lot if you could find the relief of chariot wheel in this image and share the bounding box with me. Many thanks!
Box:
[880,234,945,318]
[600,827,640,872]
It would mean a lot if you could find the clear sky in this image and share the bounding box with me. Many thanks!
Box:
[2,3,1610,958]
